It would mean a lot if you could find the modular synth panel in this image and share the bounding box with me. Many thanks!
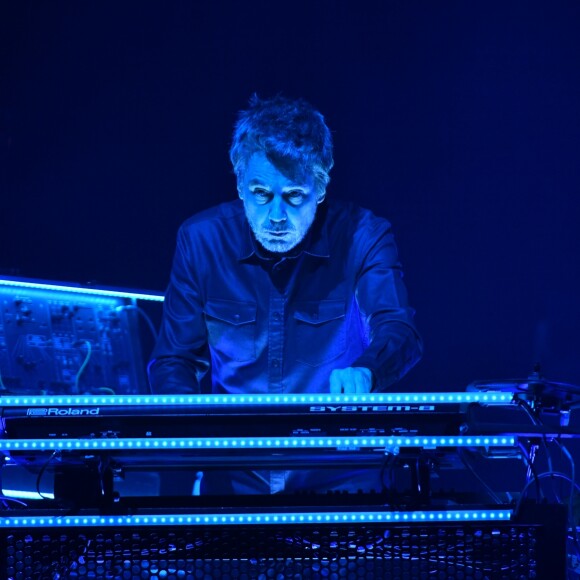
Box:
[0,278,149,396]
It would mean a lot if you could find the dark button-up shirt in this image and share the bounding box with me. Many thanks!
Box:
[149,199,422,394]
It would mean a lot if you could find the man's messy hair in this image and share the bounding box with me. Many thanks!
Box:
[229,94,334,195]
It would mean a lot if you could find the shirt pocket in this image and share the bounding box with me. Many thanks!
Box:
[294,299,346,367]
[205,299,257,362]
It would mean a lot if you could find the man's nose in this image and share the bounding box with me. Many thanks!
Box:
[269,198,287,223]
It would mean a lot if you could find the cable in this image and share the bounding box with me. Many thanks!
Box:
[135,306,159,342]
[0,495,28,508]
[117,304,158,394]
[380,452,396,496]
[86,386,116,395]
[73,340,92,394]
[36,450,59,500]
[117,305,158,342]
[515,471,580,515]
[557,441,576,496]
[517,397,542,426]
[515,467,580,568]
[556,440,577,543]
[518,441,544,501]
[517,398,560,501]
[515,397,580,568]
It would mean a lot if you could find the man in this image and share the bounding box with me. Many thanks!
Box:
[148,95,422,493]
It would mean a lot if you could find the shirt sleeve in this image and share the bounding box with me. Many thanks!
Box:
[351,217,423,391]
[147,225,210,394]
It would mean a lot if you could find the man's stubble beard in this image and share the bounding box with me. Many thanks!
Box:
[244,204,318,254]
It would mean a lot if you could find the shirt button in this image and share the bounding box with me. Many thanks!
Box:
[273,312,281,320]
[272,359,280,368]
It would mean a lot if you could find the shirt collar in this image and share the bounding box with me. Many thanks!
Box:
[237,202,330,262]
[303,202,330,258]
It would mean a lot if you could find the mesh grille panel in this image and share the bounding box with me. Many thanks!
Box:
[5,523,538,579]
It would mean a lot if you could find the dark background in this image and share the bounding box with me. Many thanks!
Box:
[1,1,579,390]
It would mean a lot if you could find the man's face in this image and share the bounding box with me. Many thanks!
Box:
[239,151,321,254]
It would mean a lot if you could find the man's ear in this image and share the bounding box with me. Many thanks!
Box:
[317,192,326,204]
[238,187,244,200]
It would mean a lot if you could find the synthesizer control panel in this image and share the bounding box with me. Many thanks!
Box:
[0,278,150,395]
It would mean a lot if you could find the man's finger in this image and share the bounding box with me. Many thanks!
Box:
[353,367,372,393]
[329,369,343,393]
[342,368,357,393]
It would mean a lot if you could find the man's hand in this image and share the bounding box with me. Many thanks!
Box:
[329,367,373,394]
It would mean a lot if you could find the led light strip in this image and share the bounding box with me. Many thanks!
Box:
[0,391,514,407]
[1,509,513,528]
[0,435,517,451]
[0,278,164,302]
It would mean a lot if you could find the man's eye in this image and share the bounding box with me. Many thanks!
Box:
[252,189,271,200]
[286,191,306,204]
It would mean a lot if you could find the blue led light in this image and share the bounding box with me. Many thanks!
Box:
[0,392,514,407]
[0,435,517,451]
[0,509,488,528]
[0,278,165,302]
[2,489,55,501]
